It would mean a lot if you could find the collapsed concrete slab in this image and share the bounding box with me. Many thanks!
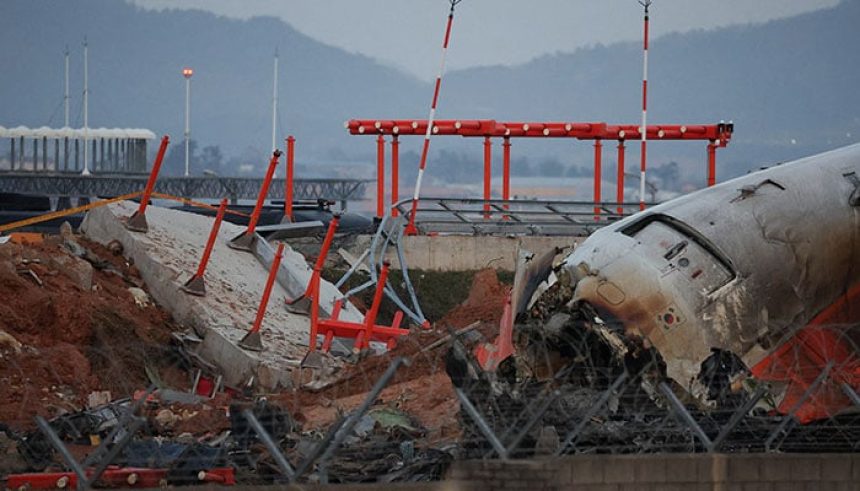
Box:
[81,201,362,390]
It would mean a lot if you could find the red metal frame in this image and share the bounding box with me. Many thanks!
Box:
[311,261,409,353]
[197,198,227,278]
[136,135,169,216]
[616,141,626,214]
[347,119,733,223]
[593,139,602,219]
[290,215,340,322]
[182,197,227,297]
[348,120,732,142]
[246,150,281,237]
[483,136,491,217]
[502,136,511,210]
[125,135,170,232]
[391,135,399,217]
[285,136,295,220]
[707,140,717,187]
[248,242,285,336]
[376,135,385,219]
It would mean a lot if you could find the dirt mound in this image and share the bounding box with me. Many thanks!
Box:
[278,268,510,441]
[0,236,183,430]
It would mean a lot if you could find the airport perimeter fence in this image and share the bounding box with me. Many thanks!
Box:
[1,322,859,488]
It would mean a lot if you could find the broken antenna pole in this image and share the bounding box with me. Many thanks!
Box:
[404,0,464,235]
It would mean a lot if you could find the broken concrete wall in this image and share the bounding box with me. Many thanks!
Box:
[81,201,361,390]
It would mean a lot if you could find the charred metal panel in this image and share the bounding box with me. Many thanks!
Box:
[559,143,860,398]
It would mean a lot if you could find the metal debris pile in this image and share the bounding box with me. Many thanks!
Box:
[445,250,860,458]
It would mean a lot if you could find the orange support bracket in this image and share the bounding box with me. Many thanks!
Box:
[483,136,492,219]
[707,140,717,187]
[616,140,626,215]
[285,214,341,315]
[239,242,285,352]
[285,136,295,221]
[391,135,400,217]
[376,134,385,219]
[309,261,409,353]
[593,139,603,220]
[126,135,169,233]
[181,198,228,296]
[474,292,515,372]
[229,149,281,251]
[502,136,511,211]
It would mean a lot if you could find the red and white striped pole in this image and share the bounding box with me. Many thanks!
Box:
[639,0,651,211]
[404,0,462,235]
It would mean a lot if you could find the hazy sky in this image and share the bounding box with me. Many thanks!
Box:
[133,0,839,80]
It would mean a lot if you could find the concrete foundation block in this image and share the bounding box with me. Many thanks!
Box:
[81,201,352,390]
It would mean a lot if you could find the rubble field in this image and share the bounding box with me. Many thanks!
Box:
[0,231,511,484]
[3,225,858,487]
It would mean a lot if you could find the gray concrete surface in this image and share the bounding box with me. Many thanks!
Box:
[81,201,361,390]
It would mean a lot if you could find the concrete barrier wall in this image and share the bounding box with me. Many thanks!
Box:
[348,235,584,272]
[446,453,860,490]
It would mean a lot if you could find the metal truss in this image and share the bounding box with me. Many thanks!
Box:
[0,172,368,202]
[395,197,650,236]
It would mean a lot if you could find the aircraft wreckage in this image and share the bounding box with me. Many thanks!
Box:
[488,143,860,425]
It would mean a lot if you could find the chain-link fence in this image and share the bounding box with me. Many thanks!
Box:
[2,319,859,489]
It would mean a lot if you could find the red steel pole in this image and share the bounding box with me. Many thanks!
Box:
[246,150,281,236]
[195,198,227,278]
[707,141,717,187]
[483,136,492,218]
[405,4,459,235]
[594,139,602,220]
[376,134,385,219]
[502,136,511,210]
[360,261,391,350]
[285,136,295,221]
[314,215,340,276]
[391,135,399,217]
[137,135,169,215]
[617,140,626,214]
[249,242,285,335]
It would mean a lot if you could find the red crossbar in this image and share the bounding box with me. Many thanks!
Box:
[346,119,733,144]
[310,262,409,353]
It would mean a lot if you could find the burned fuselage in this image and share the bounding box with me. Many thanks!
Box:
[559,143,860,417]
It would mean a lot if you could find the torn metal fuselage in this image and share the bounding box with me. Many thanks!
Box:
[559,143,860,419]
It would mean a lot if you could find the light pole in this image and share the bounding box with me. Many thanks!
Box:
[183,67,193,177]
[64,46,70,128]
[82,37,90,176]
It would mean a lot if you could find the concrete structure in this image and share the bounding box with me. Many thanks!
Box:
[445,453,860,490]
[81,201,361,389]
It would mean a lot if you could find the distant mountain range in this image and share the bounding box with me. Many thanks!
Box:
[1,0,858,187]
